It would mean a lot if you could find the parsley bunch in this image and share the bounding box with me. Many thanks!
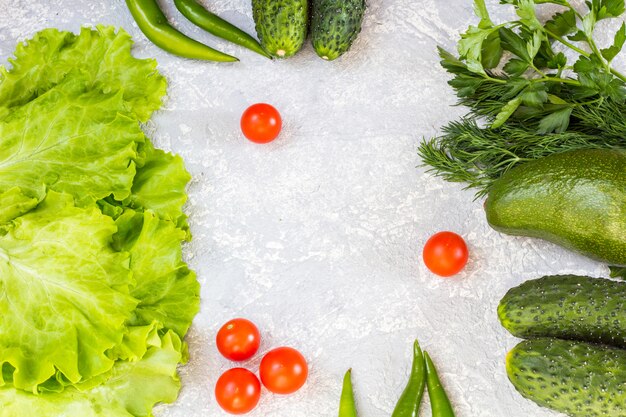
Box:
[419,0,626,195]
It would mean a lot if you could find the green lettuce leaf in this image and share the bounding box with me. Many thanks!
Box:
[123,142,192,233]
[114,210,200,337]
[0,26,197,416]
[0,79,144,205]
[0,192,137,391]
[0,187,39,224]
[0,331,182,417]
[0,26,166,123]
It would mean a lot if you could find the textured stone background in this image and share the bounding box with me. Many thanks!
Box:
[0,1,616,416]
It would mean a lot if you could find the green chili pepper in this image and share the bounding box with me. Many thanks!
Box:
[174,0,271,58]
[391,340,426,417]
[338,369,358,417]
[125,0,238,62]
[424,352,456,417]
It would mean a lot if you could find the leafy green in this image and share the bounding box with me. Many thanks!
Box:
[610,266,626,279]
[420,0,626,195]
[418,118,622,194]
[124,142,192,233]
[492,97,522,128]
[458,25,501,74]
[544,9,577,37]
[0,192,137,391]
[0,79,145,206]
[114,210,200,337]
[0,26,166,122]
[0,187,39,225]
[0,331,182,417]
[0,27,196,415]
[601,22,626,62]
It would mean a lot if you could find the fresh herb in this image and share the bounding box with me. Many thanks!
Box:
[419,0,626,195]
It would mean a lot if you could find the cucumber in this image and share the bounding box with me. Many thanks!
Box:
[499,275,626,348]
[507,338,626,417]
[252,0,308,58]
[485,148,626,266]
[311,0,366,61]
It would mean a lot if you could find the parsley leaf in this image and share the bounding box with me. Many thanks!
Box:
[504,58,530,76]
[516,0,543,31]
[520,83,549,107]
[544,9,577,36]
[482,31,503,68]
[537,107,574,133]
[492,97,523,128]
[499,27,531,62]
[601,22,626,62]
[474,0,494,28]
[458,26,499,74]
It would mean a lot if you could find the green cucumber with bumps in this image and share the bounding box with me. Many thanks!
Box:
[485,148,626,266]
[311,0,366,61]
[507,338,626,417]
[252,0,308,58]
[499,275,626,348]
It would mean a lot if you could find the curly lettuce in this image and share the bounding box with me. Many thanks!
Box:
[0,26,166,122]
[0,26,197,416]
[0,80,145,207]
[0,331,183,417]
[0,192,137,391]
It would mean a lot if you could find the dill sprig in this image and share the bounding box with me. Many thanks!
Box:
[419,118,620,196]
[420,0,626,194]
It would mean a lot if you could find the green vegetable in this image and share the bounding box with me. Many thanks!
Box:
[499,275,626,349]
[0,27,166,122]
[174,0,271,58]
[0,79,145,208]
[611,265,626,279]
[418,116,624,195]
[485,148,626,266]
[419,0,626,194]
[0,26,198,416]
[0,192,137,390]
[391,340,426,417]
[424,352,455,417]
[0,330,183,417]
[252,0,309,58]
[338,369,358,417]
[311,0,366,61]
[507,338,626,417]
[125,0,238,62]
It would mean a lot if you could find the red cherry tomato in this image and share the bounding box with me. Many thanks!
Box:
[240,103,282,143]
[215,368,261,415]
[216,318,261,361]
[259,347,308,394]
[422,231,469,277]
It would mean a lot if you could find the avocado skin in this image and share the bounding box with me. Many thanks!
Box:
[252,0,308,58]
[499,275,626,347]
[311,0,366,61]
[507,338,626,417]
[485,148,626,266]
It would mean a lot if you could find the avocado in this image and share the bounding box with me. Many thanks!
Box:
[507,338,626,417]
[485,148,626,266]
[311,0,366,61]
[252,0,308,58]
[499,275,626,348]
